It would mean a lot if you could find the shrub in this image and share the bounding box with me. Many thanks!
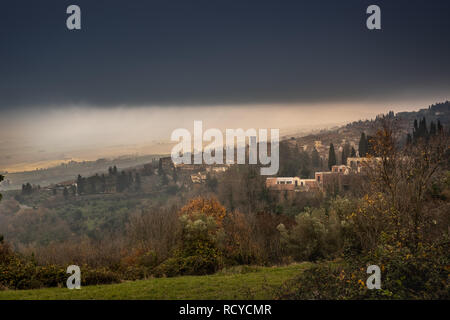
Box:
[153,200,225,277]
[153,257,184,277]
[82,267,121,285]
[0,240,14,265]
[153,253,220,277]
[0,255,121,290]
[276,242,449,300]
[277,207,342,261]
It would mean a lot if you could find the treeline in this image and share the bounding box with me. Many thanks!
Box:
[76,166,142,195]
[407,117,445,144]
[278,140,326,178]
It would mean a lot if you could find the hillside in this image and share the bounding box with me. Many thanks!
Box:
[291,101,450,159]
[0,154,166,191]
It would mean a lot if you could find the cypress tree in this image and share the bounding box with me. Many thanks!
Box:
[311,147,320,167]
[437,120,443,133]
[341,143,351,165]
[358,133,368,157]
[328,143,337,170]
[429,121,436,136]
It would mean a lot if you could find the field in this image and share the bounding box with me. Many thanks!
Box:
[0,263,311,300]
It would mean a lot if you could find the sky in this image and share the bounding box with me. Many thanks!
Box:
[1,0,450,171]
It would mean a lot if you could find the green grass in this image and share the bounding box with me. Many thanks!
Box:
[0,263,311,300]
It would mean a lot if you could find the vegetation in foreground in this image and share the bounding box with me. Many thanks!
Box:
[0,263,311,300]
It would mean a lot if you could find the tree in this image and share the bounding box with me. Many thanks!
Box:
[350,147,356,157]
[311,147,320,167]
[76,174,85,194]
[406,133,412,145]
[429,121,437,136]
[22,183,33,195]
[437,120,443,133]
[117,171,129,192]
[135,172,141,191]
[206,173,218,192]
[341,143,351,165]
[0,175,3,246]
[179,197,227,226]
[360,119,448,251]
[100,174,106,193]
[0,174,3,202]
[366,135,375,156]
[161,173,169,186]
[172,168,178,183]
[358,132,368,157]
[63,187,69,199]
[328,143,337,170]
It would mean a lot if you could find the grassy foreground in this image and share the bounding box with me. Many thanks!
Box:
[0,263,311,300]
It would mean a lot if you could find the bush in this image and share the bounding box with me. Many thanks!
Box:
[276,260,368,300]
[153,205,224,277]
[82,267,121,285]
[153,257,184,277]
[276,242,449,300]
[0,256,66,290]
[153,254,221,278]
[0,241,14,265]
[0,255,120,290]
[277,207,342,261]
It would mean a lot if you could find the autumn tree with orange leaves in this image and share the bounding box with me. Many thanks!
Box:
[179,197,227,226]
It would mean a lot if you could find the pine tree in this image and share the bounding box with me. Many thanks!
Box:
[328,143,337,170]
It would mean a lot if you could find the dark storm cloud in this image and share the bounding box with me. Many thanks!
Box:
[0,0,449,110]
